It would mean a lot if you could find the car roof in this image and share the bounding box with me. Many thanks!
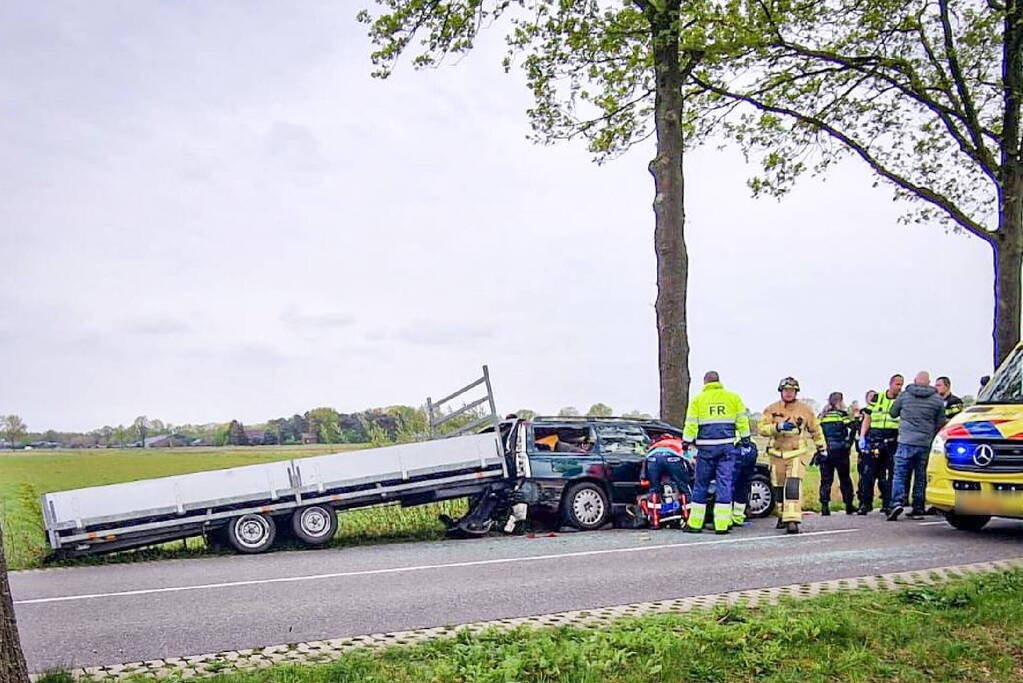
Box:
[530,416,681,430]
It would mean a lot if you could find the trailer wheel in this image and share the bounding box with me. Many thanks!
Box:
[563,482,610,531]
[226,513,277,554]
[291,505,338,546]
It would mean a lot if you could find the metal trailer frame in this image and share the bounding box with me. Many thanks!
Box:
[41,367,510,558]
[426,365,500,439]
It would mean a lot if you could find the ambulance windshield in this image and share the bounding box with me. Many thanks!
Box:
[979,346,1023,404]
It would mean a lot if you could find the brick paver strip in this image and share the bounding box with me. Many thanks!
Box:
[45,557,1023,681]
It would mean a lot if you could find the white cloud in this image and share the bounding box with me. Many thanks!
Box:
[390,320,496,347]
[280,307,354,329]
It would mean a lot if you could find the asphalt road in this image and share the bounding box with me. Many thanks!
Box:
[12,513,1023,672]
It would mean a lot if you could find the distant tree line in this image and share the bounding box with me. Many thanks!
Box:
[1,402,658,450]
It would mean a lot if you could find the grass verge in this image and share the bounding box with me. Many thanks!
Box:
[37,569,1023,683]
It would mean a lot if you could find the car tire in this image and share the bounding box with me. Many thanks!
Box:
[562,482,611,531]
[291,505,338,547]
[945,512,990,532]
[226,513,277,554]
[747,474,776,518]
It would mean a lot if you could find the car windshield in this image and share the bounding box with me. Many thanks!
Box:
[596,424,650,454]
[978,346,1023,404]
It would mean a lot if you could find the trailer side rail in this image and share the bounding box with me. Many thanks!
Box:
[426,365,500,439]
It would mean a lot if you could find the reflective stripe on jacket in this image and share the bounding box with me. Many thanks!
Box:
[819,409,854,449]
[944,394,964,420]
[758,399,826,455]
[682,382,751,445]
[866,391,901,431]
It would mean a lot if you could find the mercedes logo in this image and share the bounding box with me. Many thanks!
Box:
[973,444,995,467]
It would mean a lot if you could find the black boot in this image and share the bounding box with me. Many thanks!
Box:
[786,521,800,534]
[845,503,856,515]
[820,503,831,516]
[776,517,786,529]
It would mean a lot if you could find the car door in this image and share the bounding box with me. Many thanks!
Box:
[595,424,651,504]
[525,423,603,484]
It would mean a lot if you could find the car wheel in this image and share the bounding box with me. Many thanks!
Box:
[291,505,338,547]
[945,512,990,532]
[747,474,775,518]
[563,482,611,531]
[226,513,277,554]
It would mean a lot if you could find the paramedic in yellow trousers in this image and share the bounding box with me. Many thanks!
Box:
[758,377,827,534]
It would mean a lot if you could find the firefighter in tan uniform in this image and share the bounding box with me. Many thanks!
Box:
[758,377,827,534]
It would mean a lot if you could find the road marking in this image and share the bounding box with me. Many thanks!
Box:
[918,521,947,526]
[15,529,859,605]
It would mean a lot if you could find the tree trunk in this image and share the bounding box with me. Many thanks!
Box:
[0,524,30,683]
[648,0,690,426]
[995,0,1023,368]
[994,167,1023,367]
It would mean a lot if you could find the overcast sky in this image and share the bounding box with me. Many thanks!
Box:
[1,2,995,432]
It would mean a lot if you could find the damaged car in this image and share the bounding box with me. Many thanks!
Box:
[491,416,776,531]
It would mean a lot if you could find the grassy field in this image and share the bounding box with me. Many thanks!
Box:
[0,444,845,570]
[37,569,1023,682]
[0,445,466,570]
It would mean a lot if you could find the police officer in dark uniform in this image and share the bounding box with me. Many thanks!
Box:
[936,376,964,421]
[817,392,857,515]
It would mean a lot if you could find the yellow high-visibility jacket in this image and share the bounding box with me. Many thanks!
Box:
[682,382,751,446]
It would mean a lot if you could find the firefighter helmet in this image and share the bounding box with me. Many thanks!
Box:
[777,377,801,392]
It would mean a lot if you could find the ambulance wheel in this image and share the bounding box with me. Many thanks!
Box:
[945,512,990,532]
[226,513,277,554]
[563,482,610,530]
[748,474,776,518]
[291,505,339,546]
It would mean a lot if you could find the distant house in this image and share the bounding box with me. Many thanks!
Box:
[191,437,215,447]
[300,432,317,444]
[144,434,192,448]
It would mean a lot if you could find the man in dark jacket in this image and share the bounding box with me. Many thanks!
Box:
[888,371,947,520]
[936,376,965,421]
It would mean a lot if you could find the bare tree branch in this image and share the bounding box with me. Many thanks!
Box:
[693,74,994,241]
[938,0,998,172]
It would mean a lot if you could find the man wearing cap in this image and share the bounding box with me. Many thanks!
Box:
[758,377,827,534]
[682,371,751,535]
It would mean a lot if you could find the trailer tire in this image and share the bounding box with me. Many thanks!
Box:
[291,505,338,547]
[226,513,277,554]
[563,482,610,531]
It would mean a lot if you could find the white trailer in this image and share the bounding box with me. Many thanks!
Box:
[42,368,512,557]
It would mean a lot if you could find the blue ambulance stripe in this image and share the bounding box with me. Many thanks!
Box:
[963,421,1005,439]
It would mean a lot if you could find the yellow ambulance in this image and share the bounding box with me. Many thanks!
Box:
[926,344,1023,530]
